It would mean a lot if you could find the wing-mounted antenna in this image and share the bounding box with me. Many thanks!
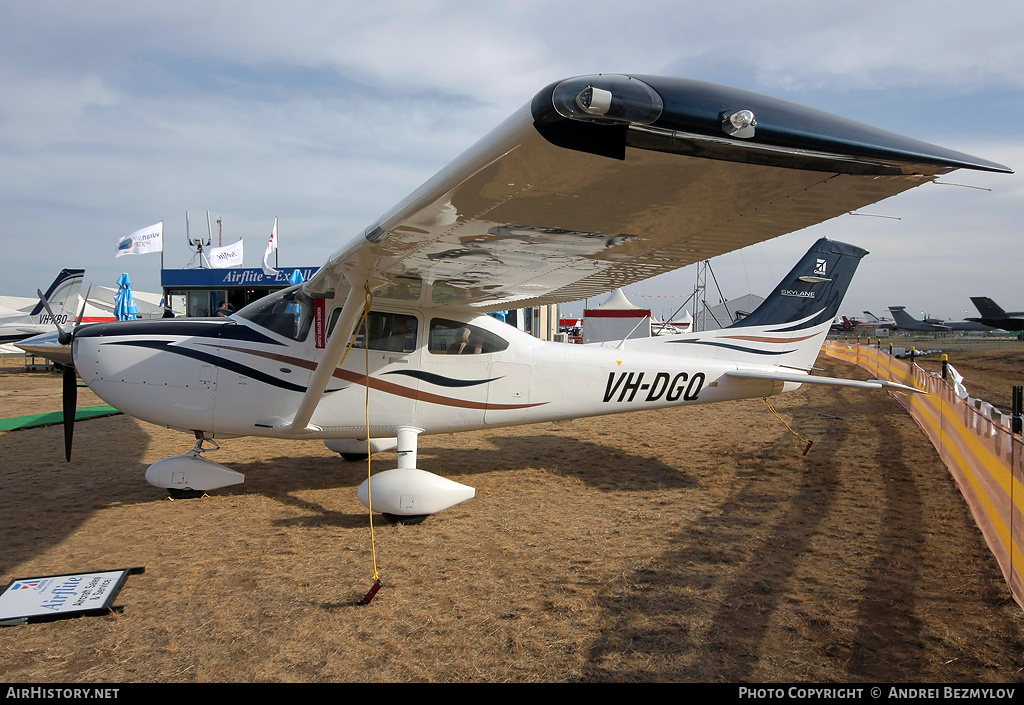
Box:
[614,315,652,349]
[184,210,213,268]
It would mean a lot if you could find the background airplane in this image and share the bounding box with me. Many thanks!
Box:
[887,306,950,331]
[5,273,165,363]
[0,269,83,354]
[862,311,894,328]
[966,297,1024,332]
[889,305,997,332]
[834,311,894,334]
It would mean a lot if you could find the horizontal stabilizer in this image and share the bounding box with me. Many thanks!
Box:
[725,369,924,394]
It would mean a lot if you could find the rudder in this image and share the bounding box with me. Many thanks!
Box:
[728,239,867,330]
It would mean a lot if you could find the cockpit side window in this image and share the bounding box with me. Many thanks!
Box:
[429,318,509,355]
[235,285,314,341]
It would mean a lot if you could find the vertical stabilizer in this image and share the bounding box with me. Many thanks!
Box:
[730,239,867,330]
[969,297,1008,320]
[29,269,85,317]
[664,238,868,371]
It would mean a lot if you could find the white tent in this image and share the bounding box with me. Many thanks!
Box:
[583,289,651,344]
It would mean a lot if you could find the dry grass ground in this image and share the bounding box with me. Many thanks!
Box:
[1,349,1023,683]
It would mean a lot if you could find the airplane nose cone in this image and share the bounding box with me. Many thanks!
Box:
[72,319,222,430]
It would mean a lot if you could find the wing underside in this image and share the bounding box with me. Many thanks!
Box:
[307,75,1009,310]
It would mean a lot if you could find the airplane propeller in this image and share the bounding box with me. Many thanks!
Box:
[62,361,76,461]
[36,285,90,461]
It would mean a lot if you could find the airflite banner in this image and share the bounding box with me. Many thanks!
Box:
[823,341,1024,610]
[0,567,144,625]
[161,266,320,289]
[208,239,244,268]
[115,222,163,258]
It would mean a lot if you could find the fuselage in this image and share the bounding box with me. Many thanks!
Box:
[73,287,794,440]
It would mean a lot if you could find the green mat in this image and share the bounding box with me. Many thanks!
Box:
[0,405,122,431]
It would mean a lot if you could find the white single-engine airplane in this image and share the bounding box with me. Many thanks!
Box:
[63,74,1010,519]
[0,269,83,353]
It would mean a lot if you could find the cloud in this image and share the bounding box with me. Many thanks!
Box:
[0,1,1020,316]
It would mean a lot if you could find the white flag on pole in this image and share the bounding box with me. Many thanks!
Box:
[262,217,279,276]
[209,239,244,269]
[115,222,163,258]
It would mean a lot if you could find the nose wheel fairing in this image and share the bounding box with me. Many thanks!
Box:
[145,435,244,491]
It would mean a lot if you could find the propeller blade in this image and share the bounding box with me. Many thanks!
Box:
[63,364,77,462]
[75,284,92,327]
[36,288,72,345]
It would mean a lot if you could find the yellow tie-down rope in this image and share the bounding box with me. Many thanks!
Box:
[357,288,383,604]
[327,286,382,604]
[762,396,814,456]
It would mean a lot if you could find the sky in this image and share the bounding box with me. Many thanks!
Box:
[2,1,1022,323]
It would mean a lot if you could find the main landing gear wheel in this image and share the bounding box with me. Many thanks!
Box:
[167,488,207,499]
[382,513,430,525]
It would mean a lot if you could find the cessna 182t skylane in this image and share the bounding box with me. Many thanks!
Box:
[61,74,1011,519]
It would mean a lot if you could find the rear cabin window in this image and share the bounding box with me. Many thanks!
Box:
[429,318,509,355]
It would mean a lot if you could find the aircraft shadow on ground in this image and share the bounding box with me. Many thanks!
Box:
[0,417,698,572]
[231,432,698,529]
[0,415,159,577]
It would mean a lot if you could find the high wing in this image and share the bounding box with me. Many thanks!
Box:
[305,74,1009,309]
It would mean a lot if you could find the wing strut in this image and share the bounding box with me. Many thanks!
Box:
[278,282,369,434]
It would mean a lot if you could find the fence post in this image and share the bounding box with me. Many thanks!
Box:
[942,353,948,381]
[1013,386,1022,436]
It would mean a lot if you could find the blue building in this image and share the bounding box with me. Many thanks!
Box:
[161,266,319,317]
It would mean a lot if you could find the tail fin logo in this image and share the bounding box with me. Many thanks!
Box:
[814,259,827,276]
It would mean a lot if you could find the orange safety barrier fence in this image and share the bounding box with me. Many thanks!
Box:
[823,341,1024,609]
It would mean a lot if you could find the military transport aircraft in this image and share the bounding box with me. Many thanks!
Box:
[52,74,1011,520]
[967,297,1024,332]
[889,305,997,333]
[887,306,952,332]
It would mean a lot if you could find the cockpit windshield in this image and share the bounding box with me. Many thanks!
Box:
[235,285,314,341]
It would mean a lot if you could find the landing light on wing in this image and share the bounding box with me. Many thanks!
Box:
[576,85,613,116]
[552,74,663,125]
[722,109,757,138]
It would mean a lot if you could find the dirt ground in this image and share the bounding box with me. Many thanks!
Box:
[1,345,1023,683]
